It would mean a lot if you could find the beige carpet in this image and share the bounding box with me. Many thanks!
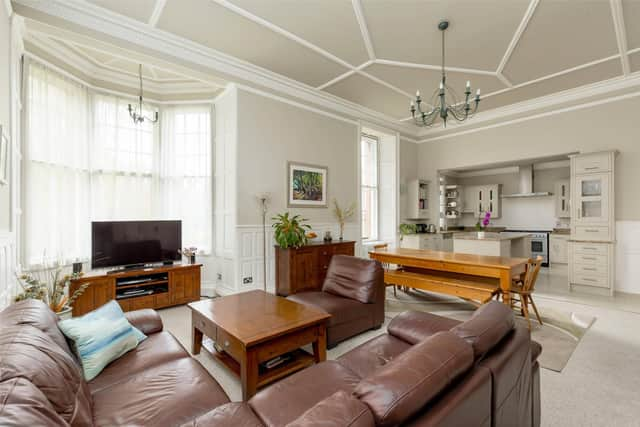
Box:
[158,290,595,400]
[385,288,596,372]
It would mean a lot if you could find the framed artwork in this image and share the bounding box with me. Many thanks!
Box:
[0,125,8,186]
[287,162,328,207]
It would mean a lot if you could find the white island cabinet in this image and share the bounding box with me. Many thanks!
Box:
[453,232,531,258]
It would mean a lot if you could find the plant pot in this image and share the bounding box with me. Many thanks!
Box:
[57,306,73,321]
[188,254,196,264]
[477,231,486,239]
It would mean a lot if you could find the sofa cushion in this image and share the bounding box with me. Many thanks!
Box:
[387,310,461,344]
[322,255,382,304]
[181,402,263,427]
[88,330,190,393]
[286,390,375,427]
[0,325,93,426]
[249,361,361,427]
[92,357,230,426]
[354,332,474,427]
[286,292,370,326]
[451,301,515,360]
[59,300,147,381]
[125,308,164,335]
[337,334,411,379]
[0,377,69,426]
[0,299,75,358]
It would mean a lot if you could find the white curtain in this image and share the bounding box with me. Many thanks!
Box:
[23,60,213,267]
[160,105,212,253]
[24,61,91,266]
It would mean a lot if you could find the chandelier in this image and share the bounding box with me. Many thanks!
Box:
[410,20,481,127]
[128,64,158,125]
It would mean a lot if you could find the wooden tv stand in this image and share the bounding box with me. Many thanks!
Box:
[69,264,201,317]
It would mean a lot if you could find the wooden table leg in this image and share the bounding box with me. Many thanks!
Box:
[192,326,203,355]
[240,349,258,401]
[312,325,327,363]
[500,270,512,307]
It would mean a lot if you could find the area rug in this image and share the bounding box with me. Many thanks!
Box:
[384,288,596,372]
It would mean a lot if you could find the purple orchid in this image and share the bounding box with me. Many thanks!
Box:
[482,211,491,228]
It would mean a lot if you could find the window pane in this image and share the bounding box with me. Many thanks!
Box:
[360,134,379,241]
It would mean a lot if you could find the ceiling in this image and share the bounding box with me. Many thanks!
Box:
[13,0,640,130]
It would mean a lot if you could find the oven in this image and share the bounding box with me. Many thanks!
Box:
[529,232,549,266]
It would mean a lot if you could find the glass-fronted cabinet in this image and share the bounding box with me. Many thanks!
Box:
[574,173,609,224]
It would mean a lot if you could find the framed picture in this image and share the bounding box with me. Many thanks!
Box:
[287,162,328,207]
[0,125,8,186]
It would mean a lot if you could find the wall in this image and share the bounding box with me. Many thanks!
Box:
[456,167,570,229]
[235,88,359,226]
[0,4,10,231]
[399,138,418,221]
[417,94,640,293]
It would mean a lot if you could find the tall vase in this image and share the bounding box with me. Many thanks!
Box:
[339,223,345,241]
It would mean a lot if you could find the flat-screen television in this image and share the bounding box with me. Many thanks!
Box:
[91,220,182,269]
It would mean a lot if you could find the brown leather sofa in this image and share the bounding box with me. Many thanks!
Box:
[286,255,385,348]
[0,298,540,427]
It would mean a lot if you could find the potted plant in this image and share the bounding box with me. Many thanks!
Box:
[15,267,91,319]
[332,199,356,241]
[272,212,311,249]
[475,211,491,238]
[398,223,417,241]
[179,247,198,264]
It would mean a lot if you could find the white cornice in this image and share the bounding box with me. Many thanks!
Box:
[13,0,418,137]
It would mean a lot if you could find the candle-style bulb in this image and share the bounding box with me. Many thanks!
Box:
[476,88,481,96]
[416,90,420,97]
[439,82,444,90]
[466,80,471,88]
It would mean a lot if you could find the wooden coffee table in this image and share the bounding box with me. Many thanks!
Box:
[189,290,330,400]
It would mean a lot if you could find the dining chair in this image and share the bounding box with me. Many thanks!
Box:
[373,243,398,297]
[505,256,544,330]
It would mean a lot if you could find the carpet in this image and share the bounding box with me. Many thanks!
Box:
[384,288,596,372]
[158,290,595,400]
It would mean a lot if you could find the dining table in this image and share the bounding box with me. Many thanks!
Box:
[369,247,529,306]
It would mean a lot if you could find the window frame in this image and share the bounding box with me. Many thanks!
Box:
[360,133,380,242]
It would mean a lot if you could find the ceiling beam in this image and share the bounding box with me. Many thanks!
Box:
[316,69,356,90]
[351,0,375,60]
[210,0,356,70]
[358,69,413,99]
[374,59,496,76]
[148,0,167,27]
[609,0,631,75]
[496,0,539,75]
[496,73,513,88]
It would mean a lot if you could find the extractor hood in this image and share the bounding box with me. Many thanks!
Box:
[501,165,553,198]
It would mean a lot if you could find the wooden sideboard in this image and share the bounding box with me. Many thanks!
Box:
[275,240,355,296]
[69,264,201,316]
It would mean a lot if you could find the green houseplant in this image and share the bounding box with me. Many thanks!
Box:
[272,212,311,249]
[398,223,417,241]
[15,267,91,318]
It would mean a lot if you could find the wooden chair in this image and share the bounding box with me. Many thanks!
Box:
[503,256,544,330]
[373,243,398,296]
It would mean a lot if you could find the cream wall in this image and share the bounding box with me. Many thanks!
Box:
[399,138,419,222]
[0,4,11,231]
[235,89,359,226]
[417,95,640,221]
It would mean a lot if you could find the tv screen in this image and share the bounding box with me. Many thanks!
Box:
[91,220,182,269]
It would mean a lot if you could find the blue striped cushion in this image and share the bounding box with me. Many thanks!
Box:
[58,300,147,381]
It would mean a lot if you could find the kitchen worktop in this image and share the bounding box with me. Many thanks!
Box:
[453,232,531,241]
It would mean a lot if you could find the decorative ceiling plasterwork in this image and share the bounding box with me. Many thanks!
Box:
[11,0,640,140]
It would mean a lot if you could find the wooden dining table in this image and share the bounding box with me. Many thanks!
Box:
[369,248,529,306]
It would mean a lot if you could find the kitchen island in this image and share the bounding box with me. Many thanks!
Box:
[453,232,531,258]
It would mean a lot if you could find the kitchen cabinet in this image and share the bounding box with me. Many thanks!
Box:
[400,234,452,251]
[554,180,571,218]
[462,184,501,218]
[569,151,616,295]
[549,234,569,264]
[407,179,430,219]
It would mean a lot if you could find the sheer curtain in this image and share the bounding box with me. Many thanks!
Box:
[24,61,91,266]
[23,60,213,267]
[91,93,157,220]
[160,105,212,253]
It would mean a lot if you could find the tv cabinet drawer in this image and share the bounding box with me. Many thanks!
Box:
[130,295,155,310]
[154,292,171,308]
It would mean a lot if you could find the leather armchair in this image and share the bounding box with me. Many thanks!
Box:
[287,255,385,348]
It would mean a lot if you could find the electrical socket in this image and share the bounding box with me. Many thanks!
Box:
[243,276,253,284]
[217,273,222,281]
